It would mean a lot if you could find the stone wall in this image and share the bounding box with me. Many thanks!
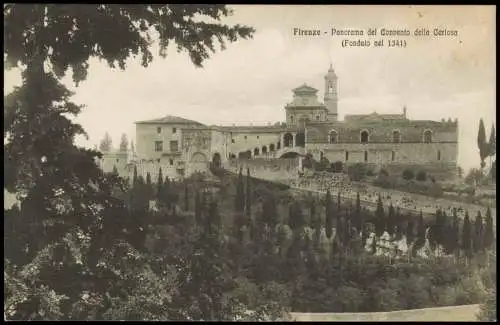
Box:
[225,158,300,182]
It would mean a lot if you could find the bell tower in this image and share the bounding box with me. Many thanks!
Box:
[324,64,338,121]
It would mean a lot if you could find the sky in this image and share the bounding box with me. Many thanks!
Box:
[3,5,496,172]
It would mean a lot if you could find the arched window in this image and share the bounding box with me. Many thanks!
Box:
[423,130,432,143]
[345,151,349,161]
[329,130,338,144]
[392,151,396,161]
[277,142,281,150]
[290,115,294,124]
[437,150,441,161]
[262,146,268,154]
[393,130,401,143]
[364,151,368,162]
[284,133,293,148]
[254,148,259,156]
[269,144,275,151]
[360,130,369,143]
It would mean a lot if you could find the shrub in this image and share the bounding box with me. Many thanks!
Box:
[331,161,344,173]
[379,169,389,177]
[366,169,375,177]
[402,169,415,180]
[416,170,427,182]
[347,163,367,181]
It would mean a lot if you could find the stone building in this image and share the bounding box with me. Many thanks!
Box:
[101,65,458,180]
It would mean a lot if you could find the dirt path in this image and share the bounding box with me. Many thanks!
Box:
[289,304,480,322]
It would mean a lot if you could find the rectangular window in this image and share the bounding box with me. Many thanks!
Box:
[172,127,177,134]
[155,141,163,152]
[392,151,395,161]
[170,140,179,152]
[345,151,349,161]
[156,127,162,134]
[231,139,235,143]
[169,159,174,166]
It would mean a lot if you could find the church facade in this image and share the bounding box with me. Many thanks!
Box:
[103,65,458,179]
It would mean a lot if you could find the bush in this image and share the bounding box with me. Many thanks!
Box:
[379,169,389,177]
[402,169,415,180]
[416,170,427,182]
[331,161,344,173]
[366,169,375,177]
[347,163,367,181]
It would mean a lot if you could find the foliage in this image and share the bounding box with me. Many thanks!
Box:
[347,163,367,181]
[477,118,487,169]
[99,132,113,152]
[416,170,427,182]
[119,134,128,152]
[402,169,415,181]
[4,3,256,321]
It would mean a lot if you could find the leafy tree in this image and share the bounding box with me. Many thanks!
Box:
[325,189,333,239]
[416,170,427,182]
[484,207,494,249]
[462,211,472,258]
[119,133,128,152]
[478,118,488,169]
[99,132,113,152]
[4,3,255,320]
[402,169,415,180]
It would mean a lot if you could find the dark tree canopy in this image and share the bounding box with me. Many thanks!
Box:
[4,4,255,81]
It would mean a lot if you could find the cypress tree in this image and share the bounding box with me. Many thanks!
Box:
[337,192,341,211]
[406,219,415,244]
[387,203,396,235]
[462,211,472,258]
[473,211,484,253]
[146,172,152,187]
[133,165,138,188]
[451,208,460,255]
[416,210,425,247]
[484,206,494,249]
[235,168,244,212]
[478,118,487,169]
[163,176,171,206]
[184,182,189,211]
[157,167,163,199]
[375,195,385,236]
[325,189,333,239]
[245,168,252,226]
[355,192,361,232]
[112,164,118,175]
[309,199,316,229]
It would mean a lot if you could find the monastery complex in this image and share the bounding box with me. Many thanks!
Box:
[100,65,459,180]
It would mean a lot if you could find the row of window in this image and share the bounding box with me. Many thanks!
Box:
[290,115,321,123]
[231,135,260,143]
[321,150,441,162]
[154,140,178,152]
[156,127,177,134]
[324,129,433,144]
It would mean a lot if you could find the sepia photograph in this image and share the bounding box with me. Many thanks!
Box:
[4,4,496,321]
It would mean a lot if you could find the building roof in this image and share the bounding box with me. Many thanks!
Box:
[292,84,318,94]
[135,115,204,125]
